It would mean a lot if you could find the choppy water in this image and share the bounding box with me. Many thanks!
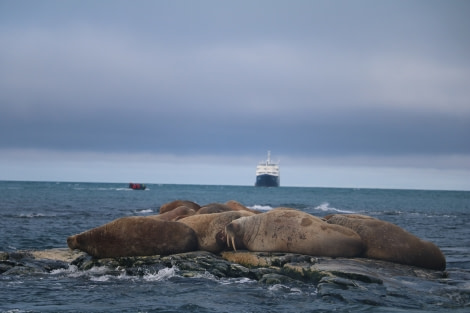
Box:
[1,181,469,312]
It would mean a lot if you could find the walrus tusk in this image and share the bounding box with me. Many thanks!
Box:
[225,224,237,252]
[231,235,237,252]
[226,233,237,251]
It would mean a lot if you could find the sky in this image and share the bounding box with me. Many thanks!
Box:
[1,0,469,190]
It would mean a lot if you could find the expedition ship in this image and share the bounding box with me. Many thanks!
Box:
[255,151,280,187]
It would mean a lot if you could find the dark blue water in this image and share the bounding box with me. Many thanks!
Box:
[1,181,469,312]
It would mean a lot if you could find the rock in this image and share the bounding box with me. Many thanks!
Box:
[0,249,75,275]
[0,252,9,261]
[2,248,462,308]
[259,273,299,285]
[1,248,447,282]
[31,248,84,263]
[1,245,468,311]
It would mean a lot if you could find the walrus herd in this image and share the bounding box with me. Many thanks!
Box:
[67,199,446,270]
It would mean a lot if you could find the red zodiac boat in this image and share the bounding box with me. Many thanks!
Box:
[128,183,147,190]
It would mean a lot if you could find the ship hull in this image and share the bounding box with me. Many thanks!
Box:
[255,174,280,187]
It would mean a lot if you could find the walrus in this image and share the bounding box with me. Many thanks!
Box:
[67,216,198,258]
[197,203,234,215]
[325,214,446,270]
[159,200,200,214]
[179,211,255,253]
[225,200,262,214]
[148,206,196,221]
[225,209,364,257]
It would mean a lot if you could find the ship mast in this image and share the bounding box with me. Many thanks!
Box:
[267,150,271,165]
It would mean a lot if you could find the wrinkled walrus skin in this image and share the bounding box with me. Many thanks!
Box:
[197,203,235,215]
[225,200,262,214]
[67,216,198,258]
[325,214,446,270]
[159,200,200,214]
[147,206,196,221]
[225,209,364,258]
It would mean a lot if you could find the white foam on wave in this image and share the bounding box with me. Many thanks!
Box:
[50,265,79,276]
[51,264,128,282]
[248,205,273,211]
[19,213,47,218]
[50,264,99,279]
[90,275,111,282]
[313,202,355,214]
[136,209,154,214]
[51,264,183,283]
[190,270,219,281]
[143,267,178,281]
[268,284,304,295]
[219,277,256,285]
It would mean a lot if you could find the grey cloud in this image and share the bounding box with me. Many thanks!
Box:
[1,101,468,159]
[1,0,469,159]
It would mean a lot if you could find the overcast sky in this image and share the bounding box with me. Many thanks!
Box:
[1,0,469,190]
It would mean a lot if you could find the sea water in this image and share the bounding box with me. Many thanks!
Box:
[0,181,469,312]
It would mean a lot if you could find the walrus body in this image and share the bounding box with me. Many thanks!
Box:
[148,206,196,221]
[159,200,200,214]
[179,211,254,253]
[197,203,235,215]
[225,209,364,257]
[67,216,198,258]
[225,200,262,214]
[325,214,446,270]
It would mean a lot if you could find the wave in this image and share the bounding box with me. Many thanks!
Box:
[219,277,256,285]
[312,202,356,214]
[50,264,256,287]
[268,284,305,295]
[249,203,356,214]
[72,187,135,192]
[143,267,178,281]
[381,210,404,216]
[51,264,179,283]
[51,264,132,282]
[249,205,273,211]
[135,209,154,214]
[184,270,256,285]
[19,213,49,218]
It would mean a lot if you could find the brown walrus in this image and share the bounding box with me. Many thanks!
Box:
[325,214,446,270]
[159,200,200,214]
[225,200,262,214]
[179,211,255,253]
[67,216,198,258]
[225,209,364,257]
[148,206,196,221]
[197,203,234,215]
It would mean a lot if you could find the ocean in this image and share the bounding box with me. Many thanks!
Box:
[0,181,469,312]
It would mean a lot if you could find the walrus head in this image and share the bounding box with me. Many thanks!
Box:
[225,219,246,251]
[67,235,78,250]
[225,223,238,251]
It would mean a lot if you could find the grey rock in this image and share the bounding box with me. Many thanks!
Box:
[1,248,468,309]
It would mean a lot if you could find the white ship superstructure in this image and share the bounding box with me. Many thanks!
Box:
[255,151,280,187]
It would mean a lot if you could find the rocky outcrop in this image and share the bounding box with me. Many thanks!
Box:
[0,249,79,275]
[2,248,468,308]
[0,248,448,281]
